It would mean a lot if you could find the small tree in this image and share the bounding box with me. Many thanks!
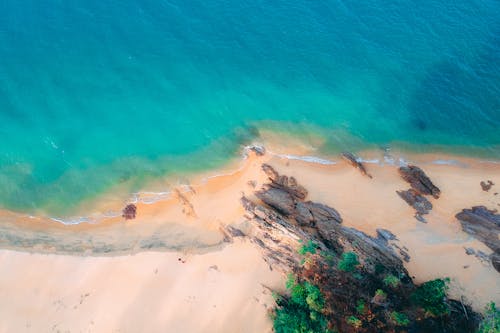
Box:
[337,252,359,272]
[411,278,450,316]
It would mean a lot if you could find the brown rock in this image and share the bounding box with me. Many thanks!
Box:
[122,204,137,220]
[399,165,441,198]
[480,180,495,192]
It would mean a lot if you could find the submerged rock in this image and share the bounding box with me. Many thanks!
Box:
[399,165,441,198]
[341,151,373,178]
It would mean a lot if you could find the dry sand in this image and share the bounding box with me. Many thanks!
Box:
[0,145,499,332]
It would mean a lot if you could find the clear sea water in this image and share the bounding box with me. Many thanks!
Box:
[0,0,499,215]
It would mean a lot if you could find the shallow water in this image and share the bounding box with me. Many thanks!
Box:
[0,0,499,215]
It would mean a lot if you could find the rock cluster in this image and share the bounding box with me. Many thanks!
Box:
[397,165,440,222]
[247,164,406,275]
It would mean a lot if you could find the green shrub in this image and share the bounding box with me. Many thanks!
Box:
[274,274,330,333]
[478,302,500,333]
[390,311,410,326]
[383,274,400,288]
[375,289,387,298]
[411,278,450,316]
[356,300,366,314]
[337,252,359,272]
[347,316,362,329]
[298,240,317,255]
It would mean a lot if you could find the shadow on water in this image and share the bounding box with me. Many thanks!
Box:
[407,30,500,149]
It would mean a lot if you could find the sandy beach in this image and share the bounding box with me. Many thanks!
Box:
[0,146,499,332]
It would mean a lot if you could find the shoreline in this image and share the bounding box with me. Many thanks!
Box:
[2,143,499,226]
[0,143,498,320]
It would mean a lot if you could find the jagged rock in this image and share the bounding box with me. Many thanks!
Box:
[341,152,373,178]
[314,217,406,273]
[295,201,343,227]
[261,164,308,200]
[225,225,245,237]
[464,247,475,255]
[122,204,137,220]
[399,165,440,198]
[456,206,500,252]
[397,189,433,222]
[480,180,494,192]
[261,163,279,182]
[377,229,398,243]
[256,187,296,216]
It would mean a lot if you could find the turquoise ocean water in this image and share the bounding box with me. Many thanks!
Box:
[0,1,499,216]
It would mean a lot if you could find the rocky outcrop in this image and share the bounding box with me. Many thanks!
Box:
[341,152,373,178]
[456,206,500,272]
[456,206,500,252]
[399,165,440,199]
[122,204,137,220]
[397,189,433,222]
[247,164,407,276]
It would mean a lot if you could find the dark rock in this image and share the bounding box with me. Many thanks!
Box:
[397,189,433,221]
[299,201,343,225]
[261,163,279,182]
[480,180,495,192]
[225,225,245,237]
[399,165,441,198]
[122,204,137,220]
[491,250,500,273]
[261,164,308,200]
[295,202,315,226]
[256,187,296,216]
[456,206,500,252]
[248,145,266,156]
[464,247,475,255]
[376,229,398,243]
[414,214,427,223]
[341,152,373,179]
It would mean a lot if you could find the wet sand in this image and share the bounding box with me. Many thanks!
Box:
[0,146,499,331]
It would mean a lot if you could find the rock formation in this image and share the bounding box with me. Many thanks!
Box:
[480,180,494,192]
[341,152,373,178]
[455,206,500,272]
[399,165,440,199]
[122,204,137,220]
[396,189,433,222]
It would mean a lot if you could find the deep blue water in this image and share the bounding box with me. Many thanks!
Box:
[0,0,499,214]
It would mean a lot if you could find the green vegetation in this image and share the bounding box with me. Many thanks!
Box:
[337,252,359,272]
[375,289,387,298]
[346,316,362,329]
[356,300,366,314]
[298,240,318,256]
[478,302,500,333]
[390,311,410,326]
[411,278,450,316]
[273,274,330,333]
[383,274,400,288]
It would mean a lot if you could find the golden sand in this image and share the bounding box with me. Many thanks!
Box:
[0,145,498,331]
